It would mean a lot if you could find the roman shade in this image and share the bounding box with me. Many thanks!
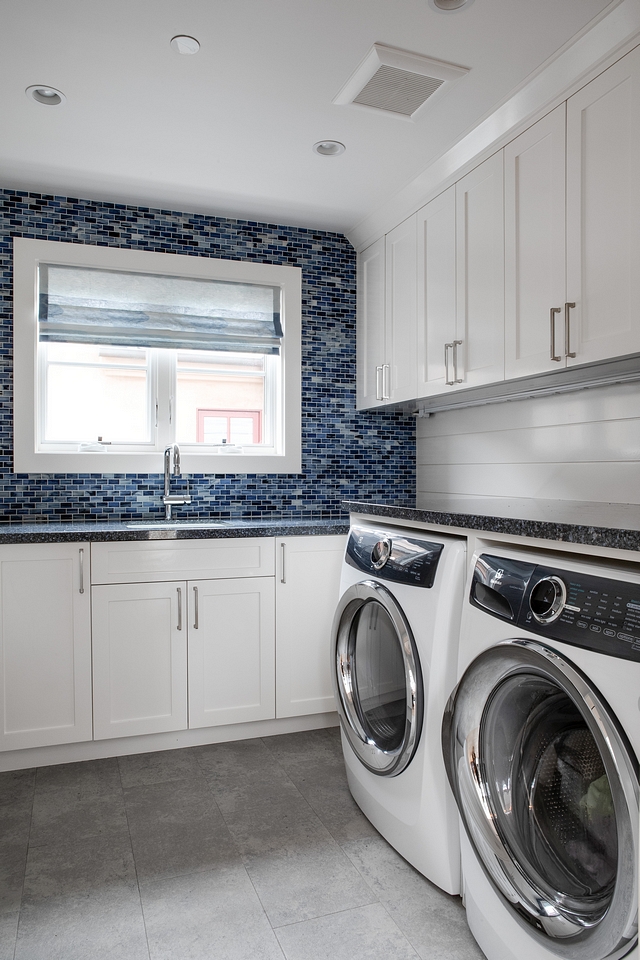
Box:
[38,263,283,354]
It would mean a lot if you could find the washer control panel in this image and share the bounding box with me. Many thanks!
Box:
[471,554,640,662]
[346,524,444,588]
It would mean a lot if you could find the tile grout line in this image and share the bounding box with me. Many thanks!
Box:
[12,768,38,960]
[118,755,153,960]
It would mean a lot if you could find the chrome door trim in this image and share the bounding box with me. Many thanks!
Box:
[443,639,638,960]
[332,579,423,777]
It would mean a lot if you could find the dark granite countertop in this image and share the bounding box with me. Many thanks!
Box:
[343,498,640,554]
[0,517,350,544]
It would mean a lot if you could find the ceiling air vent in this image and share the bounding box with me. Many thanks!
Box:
[333,43,469,120]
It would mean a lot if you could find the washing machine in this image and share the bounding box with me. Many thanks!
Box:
[443,541,640,960]
[331,519,466,894]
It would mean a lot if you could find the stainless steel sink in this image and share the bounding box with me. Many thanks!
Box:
[126,520,229,529]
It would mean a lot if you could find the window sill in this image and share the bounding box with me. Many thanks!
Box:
[12,449,302,475]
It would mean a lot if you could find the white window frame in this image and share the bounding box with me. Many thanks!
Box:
[13,238,302,474]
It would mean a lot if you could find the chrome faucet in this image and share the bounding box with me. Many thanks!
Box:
[163,443,191,520]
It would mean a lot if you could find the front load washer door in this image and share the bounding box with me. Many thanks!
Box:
[332,580,423,777]
[443,639,638,960]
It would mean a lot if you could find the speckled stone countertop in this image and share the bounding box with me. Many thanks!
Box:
[344,498,640,554]
[0,517,350,544]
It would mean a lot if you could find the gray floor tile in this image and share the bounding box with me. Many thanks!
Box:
[240,822,377,927]
[196,738,299,804]
[289,760,378,843]
[0,800,32,849]
[29,790,129,847]
[118,748,204,788]
[34,758,122,800]
[15,887,149,960]
[261,727,343,769]
[0,768,36,805]
[124,777,222,834]
[275,902,419,960]
[342,836,483,960]
[219,793,325,852]
[0,910,19,960]
[23,833,137,899]
[142,864,285,960]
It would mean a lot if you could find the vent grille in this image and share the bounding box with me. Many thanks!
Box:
[353,65,444,117]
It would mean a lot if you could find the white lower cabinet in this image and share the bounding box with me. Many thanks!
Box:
[275,535,346,718]
[188,577,275,728]
[92,581,188,740]
[0,543,92,751]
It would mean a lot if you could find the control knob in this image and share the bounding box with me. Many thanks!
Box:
[371,537,391,570]
[529,576,567,624]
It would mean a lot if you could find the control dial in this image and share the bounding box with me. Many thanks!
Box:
[529,576,567,624]
[371,537,391,570]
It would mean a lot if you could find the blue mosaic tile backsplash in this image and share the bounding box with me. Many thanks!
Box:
[0,189,415,523]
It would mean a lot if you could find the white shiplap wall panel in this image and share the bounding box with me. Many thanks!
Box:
[416,383,640,505]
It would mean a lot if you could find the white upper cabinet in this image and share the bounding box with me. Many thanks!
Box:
[356,218,417,408]
[416,186,457,397]
[0,543,92,752]
[385,216,418,403]
[504,105,567,378]
[566,45,640,366]
[356,236,386,408]
[454,152,505,390]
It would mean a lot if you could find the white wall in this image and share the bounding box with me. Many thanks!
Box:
[416,382,640,509]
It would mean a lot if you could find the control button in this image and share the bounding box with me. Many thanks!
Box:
[371,538,391,570]
[589,625,601,633]
[617,633,635,643]
[603,629,616,638]
[576,621,588,629]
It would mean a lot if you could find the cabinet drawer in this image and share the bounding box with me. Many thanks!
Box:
[91,537,275,584]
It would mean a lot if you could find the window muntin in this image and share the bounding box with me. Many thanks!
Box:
[13,238,302,474]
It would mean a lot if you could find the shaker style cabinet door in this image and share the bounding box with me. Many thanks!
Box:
[0,543,92,751]
[416,186,457,397]
[385,215,418,403]
[92,581,188,739]
[504,104,567,378]
[275,535,346,718]
[566,45,640,366]
[455,151,505,390]
[188,577,275,728]
[356,236,386,409]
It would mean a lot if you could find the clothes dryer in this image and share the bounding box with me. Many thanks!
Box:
[443,542,639,960]
[332,520,466,894]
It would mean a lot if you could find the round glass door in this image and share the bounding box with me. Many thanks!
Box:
[443,640,638,960]
[332,580,423,776]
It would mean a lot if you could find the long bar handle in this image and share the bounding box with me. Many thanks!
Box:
[79,548,85,595]
[444,342,453,385]
[375,365,383,401]
[382,363,390,400]
[452,340,463,383]
[565,302,576,358]
[281,542,286,584]
[550,307,562,361]
[177,587,182,631]
[193,586,198,629]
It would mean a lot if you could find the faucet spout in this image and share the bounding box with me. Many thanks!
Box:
[163,443,191,520]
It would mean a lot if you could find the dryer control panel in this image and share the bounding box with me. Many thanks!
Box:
[346,524,444,588]
[471,554,640,662]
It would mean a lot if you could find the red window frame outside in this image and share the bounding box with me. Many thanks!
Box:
[196,408,262,444]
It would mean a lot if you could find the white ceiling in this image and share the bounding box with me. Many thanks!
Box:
[0,0,615,235]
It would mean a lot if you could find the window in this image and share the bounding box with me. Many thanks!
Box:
[13,239,301,473]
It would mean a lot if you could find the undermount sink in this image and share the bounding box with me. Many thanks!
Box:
[126,520,230,529]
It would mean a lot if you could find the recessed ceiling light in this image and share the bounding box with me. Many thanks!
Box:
[170,35,200,55]
[25,85,66,106]
[430,0,474,9]
[313,140,346,157]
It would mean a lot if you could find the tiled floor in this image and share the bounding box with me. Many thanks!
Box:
[0,728,484,960]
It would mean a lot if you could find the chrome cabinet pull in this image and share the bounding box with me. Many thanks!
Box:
[382,363,390,400]
[281,542,286,584]
[564,301,576,358]
[193,586,198,629]
[79,548,84,595]
[550,307,562,361]
[444,342,453,385]
[375,365,383,401]
[452,340,463,384]
[177,587,182,631]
